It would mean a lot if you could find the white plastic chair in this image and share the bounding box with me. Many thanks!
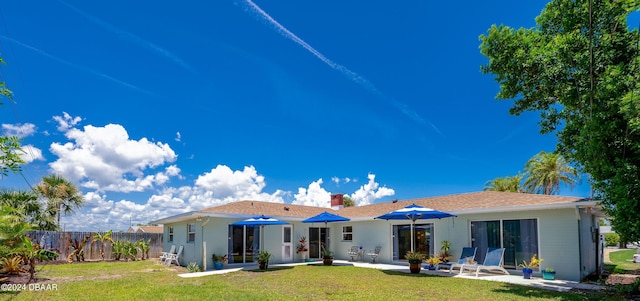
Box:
[159,245,176,261]
[460,247,509,277]
[348,246,359,261]
[367,246,381,263]
[165,245,183,266]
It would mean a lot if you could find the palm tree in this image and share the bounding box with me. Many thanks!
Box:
[92,229,115,261]
[484,174,527,193]
[0,189,56,230]
[35,174,84,230]
[523,151,580,195]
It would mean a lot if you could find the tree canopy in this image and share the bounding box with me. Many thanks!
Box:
[480,0,640,241]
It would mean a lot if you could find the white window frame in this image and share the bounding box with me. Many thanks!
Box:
[168,226,174,242]
[187,223,196,243]
[342,225,353,241]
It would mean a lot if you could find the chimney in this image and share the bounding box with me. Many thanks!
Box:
[331,194,344,210]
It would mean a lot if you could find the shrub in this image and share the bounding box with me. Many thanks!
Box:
[186,262,202,273]
[605,233,620,247]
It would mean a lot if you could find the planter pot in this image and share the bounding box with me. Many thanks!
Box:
[299,251,307,262]
[522,268,533,279]
[323,257,333,266]
[213,261,224,270]
[409,260,422,274]
[259,261,268,270]
[542,270,556,280]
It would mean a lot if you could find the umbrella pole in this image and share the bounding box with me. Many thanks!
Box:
[411,222,415,253]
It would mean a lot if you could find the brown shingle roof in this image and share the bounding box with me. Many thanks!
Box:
[199,200,330,219]
[195,191,589,219]
[138,226,163,233]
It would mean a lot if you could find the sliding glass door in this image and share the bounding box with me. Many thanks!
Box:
[308,227,328,259]
[470,219,538,268]
[229,225,257,263]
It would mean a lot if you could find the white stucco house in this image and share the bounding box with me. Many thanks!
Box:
[152,191,605,281]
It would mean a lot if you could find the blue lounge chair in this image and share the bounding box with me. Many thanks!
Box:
[437,247,477,274]
[460,247,509,277]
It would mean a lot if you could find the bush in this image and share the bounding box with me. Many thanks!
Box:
[186,262,202,273]
[606,233,620,247]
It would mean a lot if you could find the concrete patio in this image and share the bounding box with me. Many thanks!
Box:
[177,259,606,293]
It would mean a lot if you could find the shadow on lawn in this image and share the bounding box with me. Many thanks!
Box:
[246,266,294,273]
[491,284,606,301]
[380,270,439,277]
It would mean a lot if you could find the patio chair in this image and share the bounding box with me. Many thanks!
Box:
[159,245,176,261]
[348,246,360,261]
[460,247,509,277]
[367,246,382,263]
[437,247,477,274]
[165,245,183,266]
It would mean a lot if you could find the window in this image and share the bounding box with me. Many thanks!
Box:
[470,219,538,269]
[168,226,174,242]
[342,226,353,241]
[187,223,196,242]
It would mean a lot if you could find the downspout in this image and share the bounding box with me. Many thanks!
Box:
[575,206,583,280]
[201,217,211,270]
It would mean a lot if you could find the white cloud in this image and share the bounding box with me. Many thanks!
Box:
[347,173,395,206]
[331,176,355,186]
[53,112,82,132]
[40,117,395,230]
[175,132,181,142]
[2,123,36,137]
[19,144,44,163]
[48,123,178,193]
[291,178,331,207]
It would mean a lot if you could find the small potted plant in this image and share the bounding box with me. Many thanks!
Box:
[542,267,556,280]
[426,256,441,270]
[258,250,271,270]
[519,254,543,279]
[296,236,308,262]
[406,251,424,274]
[437,240,452,263]
[321,244,334,265]
[212,253,228,270]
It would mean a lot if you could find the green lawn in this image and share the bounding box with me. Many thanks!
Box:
[607,248,640,274]
[0,260,623,301]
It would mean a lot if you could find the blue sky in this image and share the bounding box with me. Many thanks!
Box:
[0,0,592,231]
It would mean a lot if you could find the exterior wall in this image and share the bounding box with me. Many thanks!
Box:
[330,220,390,262]
[577,208,602,280]
[161,207,598,280]
[444,208,584,281]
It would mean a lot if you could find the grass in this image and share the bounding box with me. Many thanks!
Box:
[607,248,640,274]
[0,260,625,301]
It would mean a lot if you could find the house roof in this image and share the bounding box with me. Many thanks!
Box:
[154,191,601,224]
[339,191,596,219]
[127,226,164,233]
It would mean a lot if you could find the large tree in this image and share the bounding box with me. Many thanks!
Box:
[484,174,527,193]
[480,0,640,240]
[35,174,84,230]
[523,151,580,194]
[0,189,56,230]
[0,56,25,178]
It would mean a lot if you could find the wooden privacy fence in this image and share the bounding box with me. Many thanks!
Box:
[27,230,164,261]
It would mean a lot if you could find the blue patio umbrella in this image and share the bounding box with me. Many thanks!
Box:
[302,211,350,249]
[302,211,350,226]
[232,215,288,251]
[376,204,455,253]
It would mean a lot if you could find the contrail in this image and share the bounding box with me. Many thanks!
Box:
[57,0,196,74]
[1,36,156,96]
[241,0,442,136]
